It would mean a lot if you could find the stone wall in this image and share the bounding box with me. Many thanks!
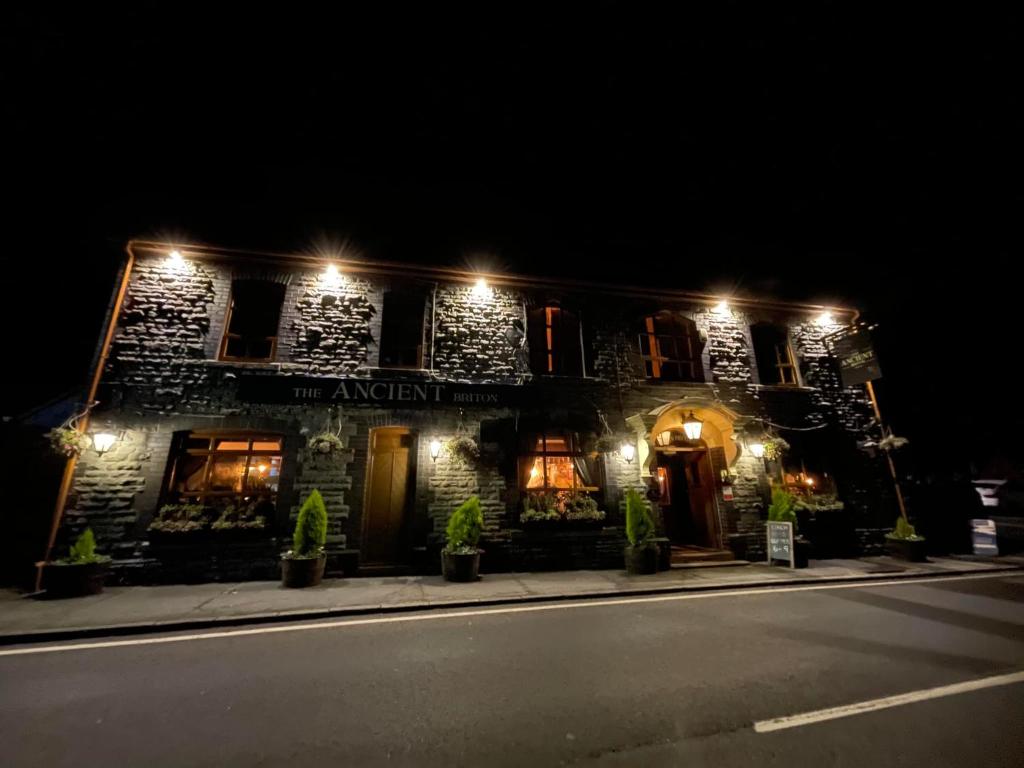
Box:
[289,273,380,375]
[431,283,526,382]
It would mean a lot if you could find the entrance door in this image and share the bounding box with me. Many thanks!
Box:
[362,428,414,565]
[660,450,720,548]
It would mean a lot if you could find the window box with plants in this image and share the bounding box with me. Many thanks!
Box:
[623,489,658,575]
[886,517,927,562]
[43,528,112,598]
[520,491,607,529]
[442,496,484,582]
[147,500,273,556]
[281,489,328,588]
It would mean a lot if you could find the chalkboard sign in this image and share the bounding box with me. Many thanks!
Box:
[971,519,999,556]
[766,521,795,568]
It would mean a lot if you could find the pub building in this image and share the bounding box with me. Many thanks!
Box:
[53,240,895,582]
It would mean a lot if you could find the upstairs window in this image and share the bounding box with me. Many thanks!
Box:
[219,280,286,362]
[638,313,703,382]
[519,432,598,492]
[527,305,583,376]
[167,432,284,508]
[751,322,799,385]
[379,291,425,369]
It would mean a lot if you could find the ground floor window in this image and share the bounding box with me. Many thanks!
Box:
[164,432,284,525]
[518,432,605,522]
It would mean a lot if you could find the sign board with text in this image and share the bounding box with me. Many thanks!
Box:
[970,519,999,556]
[766,521,795,568]
[237,374,539,408]
[828,328,882,388]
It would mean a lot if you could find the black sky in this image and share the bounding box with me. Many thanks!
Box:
[5,4,1022,474]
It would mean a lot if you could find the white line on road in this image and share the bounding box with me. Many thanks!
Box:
[0,571,1015,657]
[753,670,1024,733]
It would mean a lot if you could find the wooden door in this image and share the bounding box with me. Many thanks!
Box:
[685,451,719,548]
[362,428,414,565]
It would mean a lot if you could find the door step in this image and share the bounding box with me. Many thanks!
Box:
[670,546,737,565]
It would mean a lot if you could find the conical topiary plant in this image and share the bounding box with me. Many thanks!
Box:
[292,489,328,558]
[445,496,484,554]
[624,488,654,547]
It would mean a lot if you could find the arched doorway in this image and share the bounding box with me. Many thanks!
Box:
[648,402,737,554]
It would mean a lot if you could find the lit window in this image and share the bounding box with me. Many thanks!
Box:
[167,432,283,509]
[519,433,597,492]
[219,280,286,362]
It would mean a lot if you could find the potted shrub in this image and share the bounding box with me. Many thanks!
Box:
[767,487,809,568]
[442,496,484,582]
[281,489,328,588]
[624,488,658,574]
[44,528,112,598]
[886,516,927,562]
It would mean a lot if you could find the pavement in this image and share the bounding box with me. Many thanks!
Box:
[0,570,1022,766]
[1,554,1020,643]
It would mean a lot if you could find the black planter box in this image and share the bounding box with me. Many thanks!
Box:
[624,543,658,575]
[442,551,481,582]
[886,536,928,562]
[43,561,110,598]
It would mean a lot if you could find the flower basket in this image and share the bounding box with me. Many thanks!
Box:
[308,432,344,455]
[444,435,480,469]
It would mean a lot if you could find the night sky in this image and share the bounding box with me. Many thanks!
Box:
[5,5,1022,476]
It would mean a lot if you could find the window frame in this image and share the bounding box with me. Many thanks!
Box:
[519,432,599,493]
[378,290,426,370]
[528,304,585,377]
[638,314,703,382]
[751,322,801,386]
[166,431,285,507]
[217,281,286,363]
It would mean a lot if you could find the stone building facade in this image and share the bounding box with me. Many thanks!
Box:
[59,241,896,583]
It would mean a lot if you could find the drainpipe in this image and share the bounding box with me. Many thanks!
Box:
[429,282,438,375]
[35,242,136,591]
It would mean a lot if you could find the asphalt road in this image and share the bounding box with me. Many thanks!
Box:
[2,573,1023,767]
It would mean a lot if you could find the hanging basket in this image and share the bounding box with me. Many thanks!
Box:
[307,408,345,456]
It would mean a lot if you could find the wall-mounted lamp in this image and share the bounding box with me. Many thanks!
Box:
[92,431,119,456]
[682,411,703,441]
[322,263,343,286]
[429,438,443,462]
[620,442,636,464]
[712,300,730,316]
[814,311,835,327]
[165,249,188,272]
[472,278,491,298]
[748,441,765,459]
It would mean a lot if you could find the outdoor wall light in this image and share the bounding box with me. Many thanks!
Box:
[748,441,765,459]
[682,411,703,441]
[429,438,443,462]
[620,442,636,463]
[322,263,343,286]
[815,311,835,327]
[165,249,188,272]
[472,278,491,298]
[712,300,730,316]
[92,432,118,456]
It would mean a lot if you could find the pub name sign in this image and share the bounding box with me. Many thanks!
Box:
[238,375,534,408]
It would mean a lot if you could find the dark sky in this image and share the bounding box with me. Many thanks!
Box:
[5,5,1022,474]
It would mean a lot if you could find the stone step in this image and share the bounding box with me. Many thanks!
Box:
[670,546,736,564]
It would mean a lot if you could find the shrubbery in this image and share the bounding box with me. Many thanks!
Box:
[445,496,484,554]
[291,489,328,558]
[624,489,654,546]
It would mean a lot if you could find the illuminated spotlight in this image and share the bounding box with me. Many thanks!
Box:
[748,442,765,459]
[712,300,730,316]
[472,278,491,298]
[814,311,836,326]
[321,263,344,286]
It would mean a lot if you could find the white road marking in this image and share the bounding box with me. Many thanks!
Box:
[0,571,1015,657]
[754,670,1024,733]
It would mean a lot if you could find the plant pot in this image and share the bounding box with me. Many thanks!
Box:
[886,536,928,562]
[794,537,811,569]
[651,537,672,571]
[281,554,326,588]
[442,550,481,582]
[43,561,110,598]
[624,543,658,575]
[727,533,748,561]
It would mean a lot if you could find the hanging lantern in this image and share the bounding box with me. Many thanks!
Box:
[682,411,703,441]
